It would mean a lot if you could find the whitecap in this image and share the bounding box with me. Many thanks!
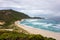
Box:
[52,26,60,29]
[26,19,38,22]
[43,23,53,27]
[32,22,47,25]
[52,24,60,29]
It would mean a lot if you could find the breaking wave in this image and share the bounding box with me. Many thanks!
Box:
[20,19,60,32]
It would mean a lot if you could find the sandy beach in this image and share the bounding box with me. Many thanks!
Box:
[15,21,60,40]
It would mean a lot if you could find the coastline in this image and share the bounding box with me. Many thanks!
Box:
[15,21,60,40]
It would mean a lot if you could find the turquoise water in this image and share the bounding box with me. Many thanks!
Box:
[20,19,60,32]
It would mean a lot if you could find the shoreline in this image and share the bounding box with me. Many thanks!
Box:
[15,21,60,40]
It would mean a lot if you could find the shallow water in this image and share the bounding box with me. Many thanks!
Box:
[20,19,60,32]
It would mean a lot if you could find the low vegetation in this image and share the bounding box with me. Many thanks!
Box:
[0,31,56,40]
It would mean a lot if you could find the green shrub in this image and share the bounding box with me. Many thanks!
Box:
[0,31,56,40]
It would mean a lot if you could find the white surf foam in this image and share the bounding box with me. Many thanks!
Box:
[32,22,46,25]
[52,24,60,29]
[43,24,53,27]
[25,19,38,22]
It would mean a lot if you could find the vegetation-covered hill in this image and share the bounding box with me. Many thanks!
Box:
[0,9,30,27]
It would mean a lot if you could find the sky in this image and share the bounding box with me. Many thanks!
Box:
[0,0,60,19]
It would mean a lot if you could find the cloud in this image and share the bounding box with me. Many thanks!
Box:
[0,0,22,8]
[0,0,60,18]
[20,10,55,18]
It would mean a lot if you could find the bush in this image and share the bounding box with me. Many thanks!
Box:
[0,31,56,40]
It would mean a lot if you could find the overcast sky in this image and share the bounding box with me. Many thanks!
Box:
[0,0,60,18]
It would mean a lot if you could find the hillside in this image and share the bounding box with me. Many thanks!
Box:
[0,31,55,40]
[0,9,30,28]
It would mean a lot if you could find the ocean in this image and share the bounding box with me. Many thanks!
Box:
[20,19,60,32]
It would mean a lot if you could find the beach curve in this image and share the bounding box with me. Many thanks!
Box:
[15,21,60,40]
